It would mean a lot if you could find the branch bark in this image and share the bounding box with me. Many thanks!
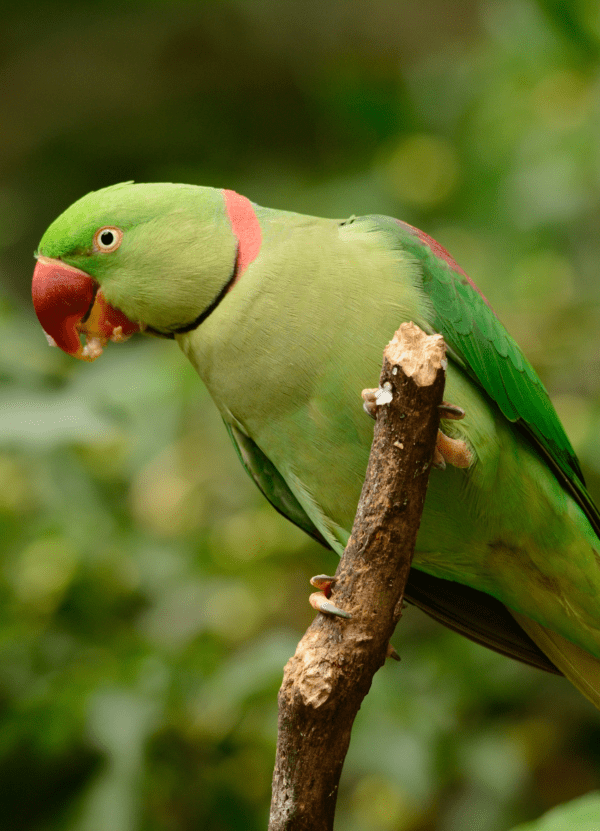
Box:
[268,323,447,831]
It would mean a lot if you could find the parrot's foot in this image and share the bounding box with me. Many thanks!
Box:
[309,574,352,619]
[308,575,399,659]
[364,393,467,424]
[363,387,471,469]
[439,401,465,420]
[433,430,472,469]
[433,400,472,469]
[361,384,393,419]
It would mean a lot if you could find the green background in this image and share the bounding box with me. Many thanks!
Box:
[2,1,600,829]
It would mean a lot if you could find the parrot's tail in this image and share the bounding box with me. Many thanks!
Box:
[510,610,600,711]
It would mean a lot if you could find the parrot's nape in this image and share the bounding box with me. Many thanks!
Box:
[32,181,600,710]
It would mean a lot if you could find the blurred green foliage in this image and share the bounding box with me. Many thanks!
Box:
[2,1,600,829]
[510,791,600,830]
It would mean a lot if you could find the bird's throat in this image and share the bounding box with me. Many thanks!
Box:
[162,189,263,337]
[168,246,241,335]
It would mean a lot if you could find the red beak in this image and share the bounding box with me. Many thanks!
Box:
[32,257,139,361]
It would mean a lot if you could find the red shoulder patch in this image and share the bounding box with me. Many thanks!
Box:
[398,219,493,310]
[222,189,262,279]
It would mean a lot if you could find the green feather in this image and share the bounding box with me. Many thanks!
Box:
[376,216,599,539]
[224,420,329,546]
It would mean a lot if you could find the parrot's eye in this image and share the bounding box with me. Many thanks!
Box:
[93,226,123,253]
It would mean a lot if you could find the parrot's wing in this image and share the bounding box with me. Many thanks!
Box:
[224,421,330,546]
[406,569,559,674]
[223,421,560,674]
[379,217,600,539]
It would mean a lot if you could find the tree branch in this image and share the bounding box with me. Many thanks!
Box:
[268,323,447,831]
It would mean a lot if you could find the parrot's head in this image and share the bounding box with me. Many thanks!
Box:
[32,181,253,361]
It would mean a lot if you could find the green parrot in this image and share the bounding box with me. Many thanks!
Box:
[31,182,600,709]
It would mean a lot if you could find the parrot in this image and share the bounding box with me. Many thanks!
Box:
[31,181,600,709]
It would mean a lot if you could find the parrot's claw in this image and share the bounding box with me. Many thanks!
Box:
[361,388,378,419]
[309,574,352,619]
[309,592,352,619]
[435,430,473,468]
[386,643,401,661]
[364,389,471,468]
[439,401,465,420]
[363,399,377,420]
[432,446,446,470]
[361,384,393,419]
[365,392,464,424]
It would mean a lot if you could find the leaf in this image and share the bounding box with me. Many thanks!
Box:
[509,793,600,831]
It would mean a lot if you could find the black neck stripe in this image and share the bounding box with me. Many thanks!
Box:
[154,246,240,338]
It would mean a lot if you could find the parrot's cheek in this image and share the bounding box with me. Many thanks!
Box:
[32,256,140,361]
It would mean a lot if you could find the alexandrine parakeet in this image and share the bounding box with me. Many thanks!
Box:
[32,182,600,709]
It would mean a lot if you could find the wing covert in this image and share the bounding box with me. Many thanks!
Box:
[372,216,600,537]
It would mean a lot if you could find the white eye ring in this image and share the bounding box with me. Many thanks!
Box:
[93,226,123,253]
